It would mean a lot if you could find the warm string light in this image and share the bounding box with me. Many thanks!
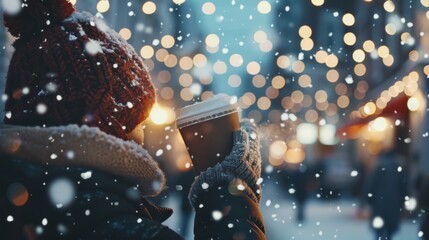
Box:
[84,0,424,131]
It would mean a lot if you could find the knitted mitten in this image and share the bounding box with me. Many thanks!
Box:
[189,119,262,208]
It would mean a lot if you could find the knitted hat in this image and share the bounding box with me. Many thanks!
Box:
[3,0,156,140]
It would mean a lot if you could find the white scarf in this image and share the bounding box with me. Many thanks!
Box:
[0,124,165,197]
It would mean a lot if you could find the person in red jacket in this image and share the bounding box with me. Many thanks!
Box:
[0,0,266,239]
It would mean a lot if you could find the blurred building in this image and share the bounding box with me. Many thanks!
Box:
[338,0,429,175]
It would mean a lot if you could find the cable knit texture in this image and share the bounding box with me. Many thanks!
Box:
[0,124,165,197]
[189,120,262,208]
[3,9,156,140]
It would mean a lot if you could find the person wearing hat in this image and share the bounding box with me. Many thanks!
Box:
[0,0,266,239]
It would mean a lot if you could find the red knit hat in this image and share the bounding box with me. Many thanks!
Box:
[3,0,156,140]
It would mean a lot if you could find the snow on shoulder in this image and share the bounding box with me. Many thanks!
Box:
[0,124,165,197]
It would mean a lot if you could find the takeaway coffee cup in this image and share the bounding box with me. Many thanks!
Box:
[176,94,241,173]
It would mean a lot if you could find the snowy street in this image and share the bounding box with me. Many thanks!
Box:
[164,183,421,240]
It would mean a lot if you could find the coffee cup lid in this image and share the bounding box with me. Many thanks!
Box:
[176,94,240,128]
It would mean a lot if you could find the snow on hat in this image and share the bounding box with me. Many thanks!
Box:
[3,0,156,140]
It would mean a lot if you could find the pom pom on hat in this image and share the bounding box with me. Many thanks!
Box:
[3,0,75,39]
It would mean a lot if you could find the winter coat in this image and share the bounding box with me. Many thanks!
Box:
[0,124,265,239]
[365,151,407,233]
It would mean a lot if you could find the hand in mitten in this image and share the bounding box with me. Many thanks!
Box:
[189,119,262,207]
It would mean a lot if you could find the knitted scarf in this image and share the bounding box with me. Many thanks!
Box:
[0,124,165,197]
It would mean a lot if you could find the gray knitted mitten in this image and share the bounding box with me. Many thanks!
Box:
[189,119,262,208]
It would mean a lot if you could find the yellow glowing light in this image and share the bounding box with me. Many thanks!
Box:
[401,32,412,44]
[69,0,77,5]
[260,40,273,52]
[409,50,419,62]
[364,102,376,115]
[409,71,420,81]
[353,49,366,63]
[164,54,178,68]
[354,63,366,76]
[388,85,399,97]
[285,148,305,164]
[161,35,175,49]
[299,25,312,38]
[257,1,271,14]
[140,45,154,59]
[337,95,350,108]
[150,104,176,125]
[252,75,266,88]
[385,23,397,35]
[384,0,395,12]
[97,0,110,13]
[266,87,279,99]
[272,76,286,89]
[344,32,356,46]
[326,54,339,68]
[335,83,348,95]
[257,97,271,110]
[315,90,328,103]
[305,109,318,123]
[142,1,156,15]
[300,38,314,51]
[315,50,328,63]
[179,56,193,71]
[230,54,243,67]
[369,117,388,132]
[376,98,387,109]
[213,61,228,75]
[270,140,287,159]
[311,0,325,7]
[205,34,220,48]
[269,156,284,166]
[404,82,419,96]
[326,69,339,82]
[316,101,328,111]
[173,0,186,4]
[377,45,390,58]
[292,61,305,73]
[180,88,194,101]
[155,49,169,62]
[298,75,312,88]
[254,30,268,43]
[277,55,290,69]
[247,61,261,75]
[342,13,355,26]
[193,54,207,68]
[422,0,429,7]
[291,90,304,103]
[394,81,405,92]
[381,90,391,102]
[202,2,216,15]
[407,97,420,111]
[179,73,193,87]
[119,28,132,41]
[423,65,429,76]
[383,54,394,67]
[363,40,375,52]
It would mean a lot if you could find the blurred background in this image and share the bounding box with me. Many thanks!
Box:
[1,0,429,239]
